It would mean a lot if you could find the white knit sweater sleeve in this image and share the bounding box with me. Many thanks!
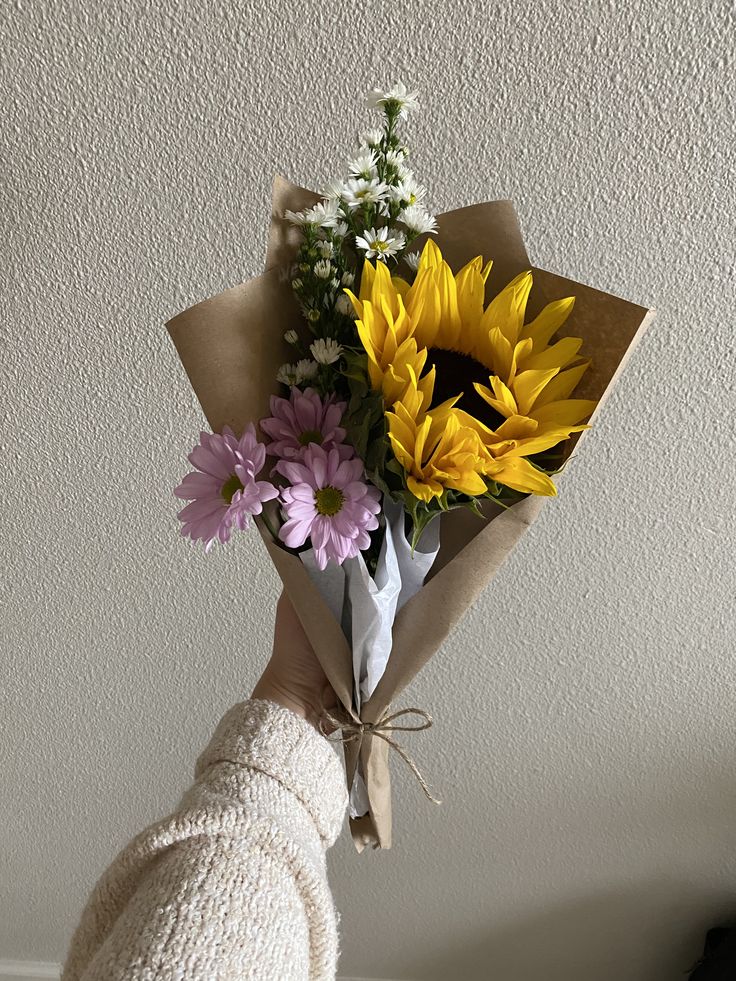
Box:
[62,698,348,981]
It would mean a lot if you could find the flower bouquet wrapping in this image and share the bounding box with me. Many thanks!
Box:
[167,86,653,850]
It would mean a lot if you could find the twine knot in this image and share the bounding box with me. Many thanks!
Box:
[319,705,441,805]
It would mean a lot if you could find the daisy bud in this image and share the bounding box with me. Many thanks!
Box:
[284,329,299,345]
[336,293,354,317]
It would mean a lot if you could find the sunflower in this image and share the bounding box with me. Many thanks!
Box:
[347,240,597,502]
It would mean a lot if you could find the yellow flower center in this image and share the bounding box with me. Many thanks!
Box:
[298,429,323,447]
[221,473,244,504]
[314,486,344,516]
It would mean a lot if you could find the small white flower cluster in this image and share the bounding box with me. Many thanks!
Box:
[276,359,320,386]
[277,84,433,395]
[283,83,436,266]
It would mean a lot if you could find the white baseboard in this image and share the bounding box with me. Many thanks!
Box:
[0,964,60,980]
[0,962,404,981]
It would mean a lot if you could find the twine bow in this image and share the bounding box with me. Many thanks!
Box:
[320,705,442,805]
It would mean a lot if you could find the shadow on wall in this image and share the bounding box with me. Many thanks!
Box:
[405,881,734,981]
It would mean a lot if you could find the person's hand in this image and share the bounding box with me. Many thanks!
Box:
[251,592,336,728]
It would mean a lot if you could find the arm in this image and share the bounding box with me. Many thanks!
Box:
[62,596,347,981]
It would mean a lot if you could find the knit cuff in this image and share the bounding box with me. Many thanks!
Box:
[195,699,348,846]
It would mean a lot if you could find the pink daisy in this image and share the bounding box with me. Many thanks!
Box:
[174,424,278,551]
[277,445,381,570]
[260,387,353,462]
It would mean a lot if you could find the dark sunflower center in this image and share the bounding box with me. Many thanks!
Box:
[298,428,323,447]
[428,348,502,426]
[221,473,244,504]
[314,486,344,516]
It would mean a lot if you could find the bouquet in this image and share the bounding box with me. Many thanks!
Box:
[167,84,652,850]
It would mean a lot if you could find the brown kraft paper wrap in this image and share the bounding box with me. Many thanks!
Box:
[167,177,654,850]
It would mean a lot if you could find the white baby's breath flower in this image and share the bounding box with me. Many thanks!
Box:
[316,240,333,258]
[348,150,379,180]
[342,177,389,210]
[284,329,299,345]
[341,270,355,286]
[276,362,298,385]
[305,198,341,228]
[400,205,438,235]
[355,226,406,261]
[336,293,354,317]
[284,209,310,226]
[367,83,419,117]
[313,259,333,279]
[333,220,349,239]
[403,251,421,272]
[310,338,344,365]
[295,359,319,383]
[361,128,384,147]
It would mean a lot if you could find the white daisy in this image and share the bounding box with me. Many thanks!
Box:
[322,178,346,200]
[304,198,341,228]
[284,329,299,345]
[400,206,438,236]
[336,293,354,316]
[348,150,379,180]
[284,209,309,226]
[403,251,421,272]
[355,226,406,261]
[341,270,355,286]
[291,277,303,291]
[396,171,427,204]
[310,338,344,365]
[333,220,349,239]
[313,259,333,279]
[360,128,384,147]
[316,240,333,258]
[395,163,413,184]
[367,83,419,118]
[385,148,407,166]
[276,362,298,385]
[342,177,389,210]
[295,359,319,383]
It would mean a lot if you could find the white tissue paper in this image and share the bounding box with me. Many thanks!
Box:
[299,496,440,817]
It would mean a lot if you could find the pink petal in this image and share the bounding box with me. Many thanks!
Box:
[280,516,312,549]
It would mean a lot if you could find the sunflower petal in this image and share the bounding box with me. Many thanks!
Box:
[533,361,591,406]
[490,457,558,496]
[531,399,597,425]
[512,367,560,415]
[521,336,584,373]
[520,296,575,350]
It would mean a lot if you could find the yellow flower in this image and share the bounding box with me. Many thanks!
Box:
[386,377,490,503]
[348,241,597,501]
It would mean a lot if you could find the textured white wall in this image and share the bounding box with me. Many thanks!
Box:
[2,1,735,979]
